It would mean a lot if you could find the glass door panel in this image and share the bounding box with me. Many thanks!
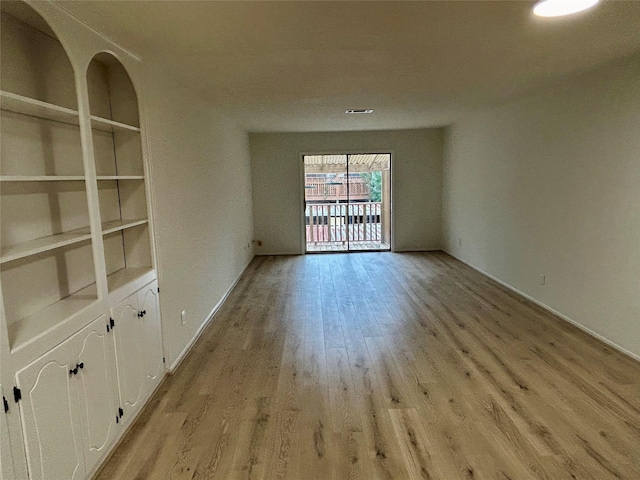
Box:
[304,155,348,252]
[347,154,391,251]
[304,154,391,253]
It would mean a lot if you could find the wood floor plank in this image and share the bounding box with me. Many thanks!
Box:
[229,397,273,480]
[358,396,411,480]
[326,347,363,433]
[296,387,334,480]
[263,409,300,480]
[319,257,346,349]
[388,408,441,480]
[95,253,640,480]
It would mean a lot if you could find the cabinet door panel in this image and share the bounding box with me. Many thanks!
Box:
[112,295,145,417]
[73,314,118,471]
[138,284,163,390]
[1,383,16,480]
[16,343,85,480]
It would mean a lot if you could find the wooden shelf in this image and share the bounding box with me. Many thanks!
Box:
[8,282,98,350]
[0,93,140,133]
[107,267,153,292]
[102,218,148,235]
[96,176,144,181]
[0,175,85,182]
[0,232,92,264]
[0,90,79,125]
[91,115,140,133]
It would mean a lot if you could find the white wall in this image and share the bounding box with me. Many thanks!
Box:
[250,129,444,254]
[443,54,640,359]
[143,64,254,368]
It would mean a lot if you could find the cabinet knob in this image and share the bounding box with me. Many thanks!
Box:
[70,367,78,376]
[77,362,84,370]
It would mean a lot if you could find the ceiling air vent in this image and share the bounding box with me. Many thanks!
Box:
[345,109,374,114]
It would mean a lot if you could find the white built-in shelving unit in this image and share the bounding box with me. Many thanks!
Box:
[1,2,163,480]
[0,1,155,350]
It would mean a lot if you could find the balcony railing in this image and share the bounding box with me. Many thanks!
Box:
[305,202,383,244]
[304,178,370,202]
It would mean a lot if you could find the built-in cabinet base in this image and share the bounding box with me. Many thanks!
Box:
[12,281,163,480]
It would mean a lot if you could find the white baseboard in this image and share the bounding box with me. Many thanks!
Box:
[443,250,640,363]
[168,255,255,372]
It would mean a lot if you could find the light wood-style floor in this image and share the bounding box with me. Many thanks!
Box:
[96,252,640,480]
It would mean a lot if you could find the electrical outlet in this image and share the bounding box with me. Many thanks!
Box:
[180,310,186,325]
[539,274,546,286]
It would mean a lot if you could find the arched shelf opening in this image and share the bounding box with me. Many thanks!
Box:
[87,52,152,292]
[1,1,97,347]
[87,52,140,128]
[0,0,78,109]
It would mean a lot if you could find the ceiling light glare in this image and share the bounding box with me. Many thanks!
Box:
[533,0,600,17]
[345,109,374,114]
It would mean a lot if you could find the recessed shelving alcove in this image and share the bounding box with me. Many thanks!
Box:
[0,1,97,348]
[87,52,153,293]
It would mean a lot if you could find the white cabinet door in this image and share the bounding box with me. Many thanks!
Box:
[1,383,16,480]
[138,282,163,393]
[112,293,146,419]
[111,282,165,425]
[72,314,119,473]
[15,341,86,480]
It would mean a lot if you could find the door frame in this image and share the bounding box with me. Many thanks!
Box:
[299,150,394,254]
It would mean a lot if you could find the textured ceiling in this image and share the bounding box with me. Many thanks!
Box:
[59,1,640,132]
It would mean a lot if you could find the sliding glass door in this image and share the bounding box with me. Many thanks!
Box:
[303,154,391,253]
